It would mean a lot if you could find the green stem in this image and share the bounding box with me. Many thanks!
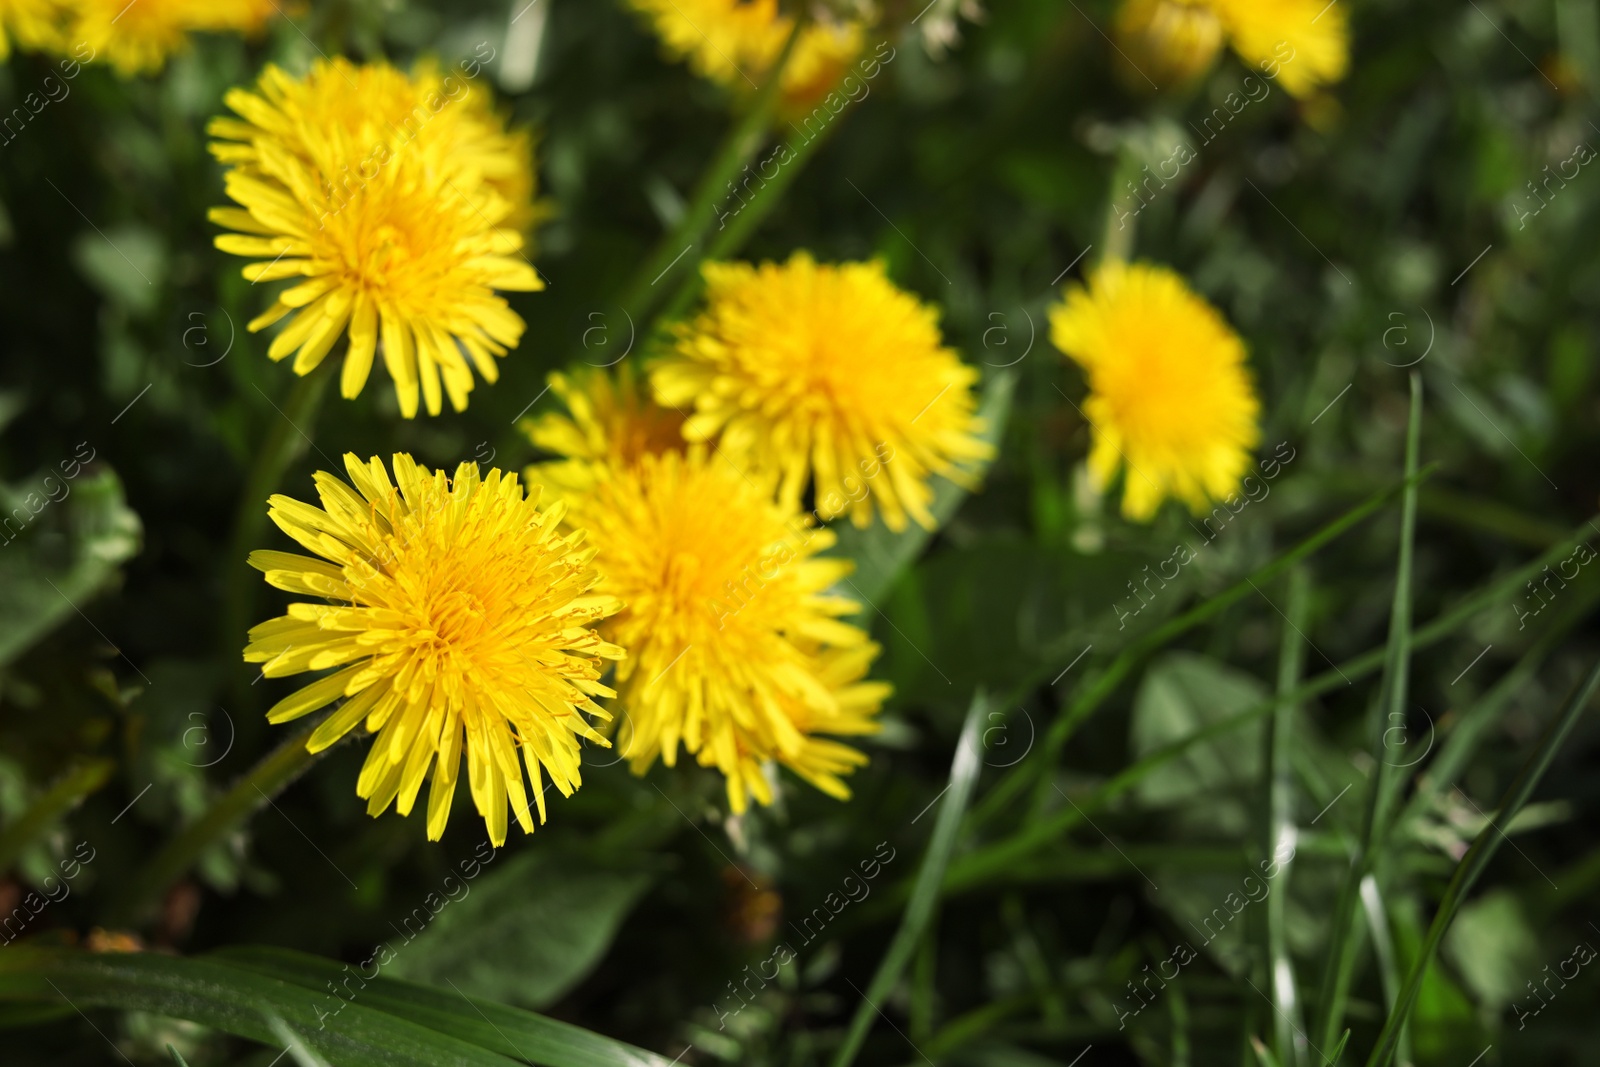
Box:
[114,722,322,926]
[1362,656,1600,1067]
[612,16,807,332]
[1100,148,1143,265]
[0,760,114,874]
[1314,374,1422,1052]
[221,359,337,712]
[1263,569,1309,1067]
[829,692,986,1067]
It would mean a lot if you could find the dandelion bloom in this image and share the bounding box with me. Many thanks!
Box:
[1048,261,1259,521]
[569,447,888,813]
[625,0,863,112]
[243,454,623,845]
[521,363,686,499]
[1116,0,1348,98]
[209,59,543,417]
[63,0,278,76]
[0,0,60,61]
[652,253,992,531]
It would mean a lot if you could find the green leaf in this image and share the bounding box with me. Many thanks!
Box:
[1441,889,1540,1011]
[383,851,653,1010]
[167,1045,192,1067]
[829,369,1016,608]
[0,465,142,668]
[0,946,681,1067]
[216,946,681,1067]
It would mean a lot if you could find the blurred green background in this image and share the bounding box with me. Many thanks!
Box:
[2,0,1599,1064]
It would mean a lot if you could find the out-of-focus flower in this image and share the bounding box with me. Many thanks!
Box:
[652,253,992,532]
[244,454,624,846]
[625,0,864,113]
[1048,261,1259,521]
[1115,0,1348,99]
[208,59,543,416]
[521,363,686,500]
[63,0,279,77]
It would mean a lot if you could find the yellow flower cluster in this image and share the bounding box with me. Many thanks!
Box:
[1116,0,1348,98]
[0,0,280,75]
[625,0,865,113]
[209,58,544,417]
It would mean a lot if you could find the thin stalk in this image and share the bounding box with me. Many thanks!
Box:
[1002,463,1436,821]
[221,359,337,711]
[612,17,807,331]
[1100,148,1143,265]
[1263,569,1309,1067]
[0,760,114,874]
[1314,373,1423,1052]
[829,692,986,1067]
[936,509,1600,902]
[1363,657,1600,1067]
[114,722,322,926]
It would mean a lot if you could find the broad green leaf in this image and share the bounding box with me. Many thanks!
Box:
[1441,889,1540,1011]
[216,946,679,1067]
[0,465,142,668]
[382,851,653,1010]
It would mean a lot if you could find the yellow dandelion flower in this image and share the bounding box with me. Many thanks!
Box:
[1210,0,1348,99]
[571,448,888,813]
[521,363,686,499]
[1114,0,1347,98]
[208,59,543,417]
[625,0,863,112]
[243,453,624,846]
[0,0,61,61]
[1048,261,1260,522]
[651,253,992,532]
[63,0,277,76]
[1114,0,1225,87]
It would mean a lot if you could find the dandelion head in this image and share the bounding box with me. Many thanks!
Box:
[1114,0,1225,88]
[625,0,864,113]
[0,0,61,61]
[571,448,888,813]
[209,59,544,417]
[243,453,623,846]
[1048,261,1260,522]
[522,363,687,500]
[652,253,992,532]
[65,0,278,76]
[1211,0,1349,98]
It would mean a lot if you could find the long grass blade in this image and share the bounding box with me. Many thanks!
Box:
[828,691,986,1067]
[0,759,113,874]
[1263,569,1310,1067]
[1362,657,1600,1067]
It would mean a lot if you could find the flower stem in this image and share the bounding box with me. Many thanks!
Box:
[612,15,807,331]
[220,360,337,723]
[112,721,322,927]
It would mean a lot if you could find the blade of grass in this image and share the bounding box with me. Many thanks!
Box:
[828,690,986,1067]
[0,759,113,874]
[973,462,1437,827]
[1313,373,1423,1052]
[1263,569,1309,1067]
[1362,656,1600,1067]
